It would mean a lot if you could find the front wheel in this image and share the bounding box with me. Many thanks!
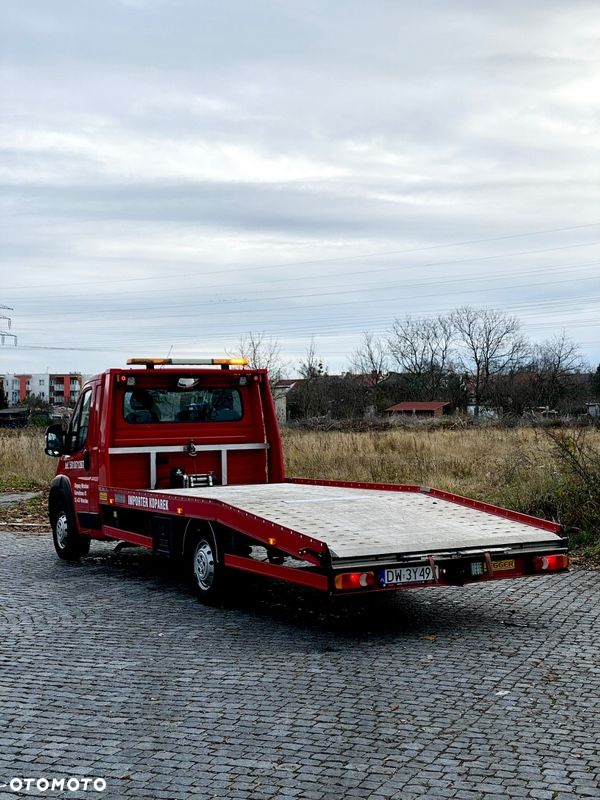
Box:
[190,530,226,603]
[52,504,90,560]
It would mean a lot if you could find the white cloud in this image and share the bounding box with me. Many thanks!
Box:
[0,124,348,185]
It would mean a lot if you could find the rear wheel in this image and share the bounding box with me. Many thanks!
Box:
[52,501,90,560]
[189,528,226,603]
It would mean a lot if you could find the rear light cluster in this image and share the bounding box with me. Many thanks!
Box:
[333,554,568,590]
[533,554,569,572]
[334,571,376,590]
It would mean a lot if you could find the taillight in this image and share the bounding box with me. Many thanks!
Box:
[334,571,376,590]
[533,554,569,572]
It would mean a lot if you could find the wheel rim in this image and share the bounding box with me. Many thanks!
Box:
[55,512,69,549]
[193,539,215,591]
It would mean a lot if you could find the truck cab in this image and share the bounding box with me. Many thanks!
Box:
[46,358,283,559]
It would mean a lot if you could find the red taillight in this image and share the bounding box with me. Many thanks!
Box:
[533,554,569,572]
[334,571,376,590]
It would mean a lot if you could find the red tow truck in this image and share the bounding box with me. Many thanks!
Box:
[45,357,569,602]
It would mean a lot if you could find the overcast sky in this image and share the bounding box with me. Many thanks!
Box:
[1,0,599,377]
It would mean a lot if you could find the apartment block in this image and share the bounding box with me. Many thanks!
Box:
[0,372,83,406]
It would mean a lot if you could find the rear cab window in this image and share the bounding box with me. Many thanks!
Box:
[123,386,243,424]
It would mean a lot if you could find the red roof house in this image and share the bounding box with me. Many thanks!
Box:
[386,401,450,418]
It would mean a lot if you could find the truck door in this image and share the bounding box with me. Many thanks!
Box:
[62,386,99,531]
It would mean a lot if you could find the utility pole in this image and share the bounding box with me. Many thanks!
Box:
[0,305,17,346]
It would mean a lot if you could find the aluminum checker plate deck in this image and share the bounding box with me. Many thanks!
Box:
[151,482,562,559]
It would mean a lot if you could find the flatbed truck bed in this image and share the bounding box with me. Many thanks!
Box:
[150,480,563,559]
[102,477,568,596]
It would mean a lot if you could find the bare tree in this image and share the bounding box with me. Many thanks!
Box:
[298,337,326,380]
[290,338,329,418]
[535,332,586,376]
[532,332,588,410]
[450,306,529,414]
[349,331,389,386]
[387,315,454,399]
[234,332,286,384]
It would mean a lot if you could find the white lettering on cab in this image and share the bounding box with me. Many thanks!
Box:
[65,460,85,470]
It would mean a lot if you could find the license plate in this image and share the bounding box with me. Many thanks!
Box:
[380,565,436,586]
[471,558,516,577]
[491,559,515,571]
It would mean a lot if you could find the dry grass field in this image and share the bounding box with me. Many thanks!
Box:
[284,427,553,506]
[1,426,599,543]
[0,429,56,489]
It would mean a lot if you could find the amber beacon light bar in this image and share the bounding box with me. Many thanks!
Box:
[127,357,249,368]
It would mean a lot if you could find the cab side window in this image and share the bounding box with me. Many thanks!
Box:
[67,389,93,453]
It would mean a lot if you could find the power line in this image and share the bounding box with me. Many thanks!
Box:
[17,296,600,349]
[14,264,600,324]
[13,344,131,353]
[3,222,600,294]
[6,243,600,307]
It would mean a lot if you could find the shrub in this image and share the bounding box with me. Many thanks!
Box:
[537,427,600,539]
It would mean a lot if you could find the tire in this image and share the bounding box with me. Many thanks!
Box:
[51,500,90,561]
[189,528,226,603]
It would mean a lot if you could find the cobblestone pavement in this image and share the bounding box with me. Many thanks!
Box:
[0,493,40,507]
[0,532,599,800]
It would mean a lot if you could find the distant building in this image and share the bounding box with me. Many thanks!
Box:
[49,373,83,405]
[386,401,450,418]
[0,372,83,406]
[0,373,48,405]
[272,379,301,424]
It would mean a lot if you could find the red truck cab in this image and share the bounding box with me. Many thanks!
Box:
[46,358,282,559]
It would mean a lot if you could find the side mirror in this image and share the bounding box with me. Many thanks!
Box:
[45,423,64,457]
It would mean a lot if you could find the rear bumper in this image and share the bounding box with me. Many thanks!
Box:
[331,543,569,594]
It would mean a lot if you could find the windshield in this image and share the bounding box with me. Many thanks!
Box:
[123,387,243,424]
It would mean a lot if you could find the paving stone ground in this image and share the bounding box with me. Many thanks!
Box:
[0,532,598,800]
[0,493,40,507]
